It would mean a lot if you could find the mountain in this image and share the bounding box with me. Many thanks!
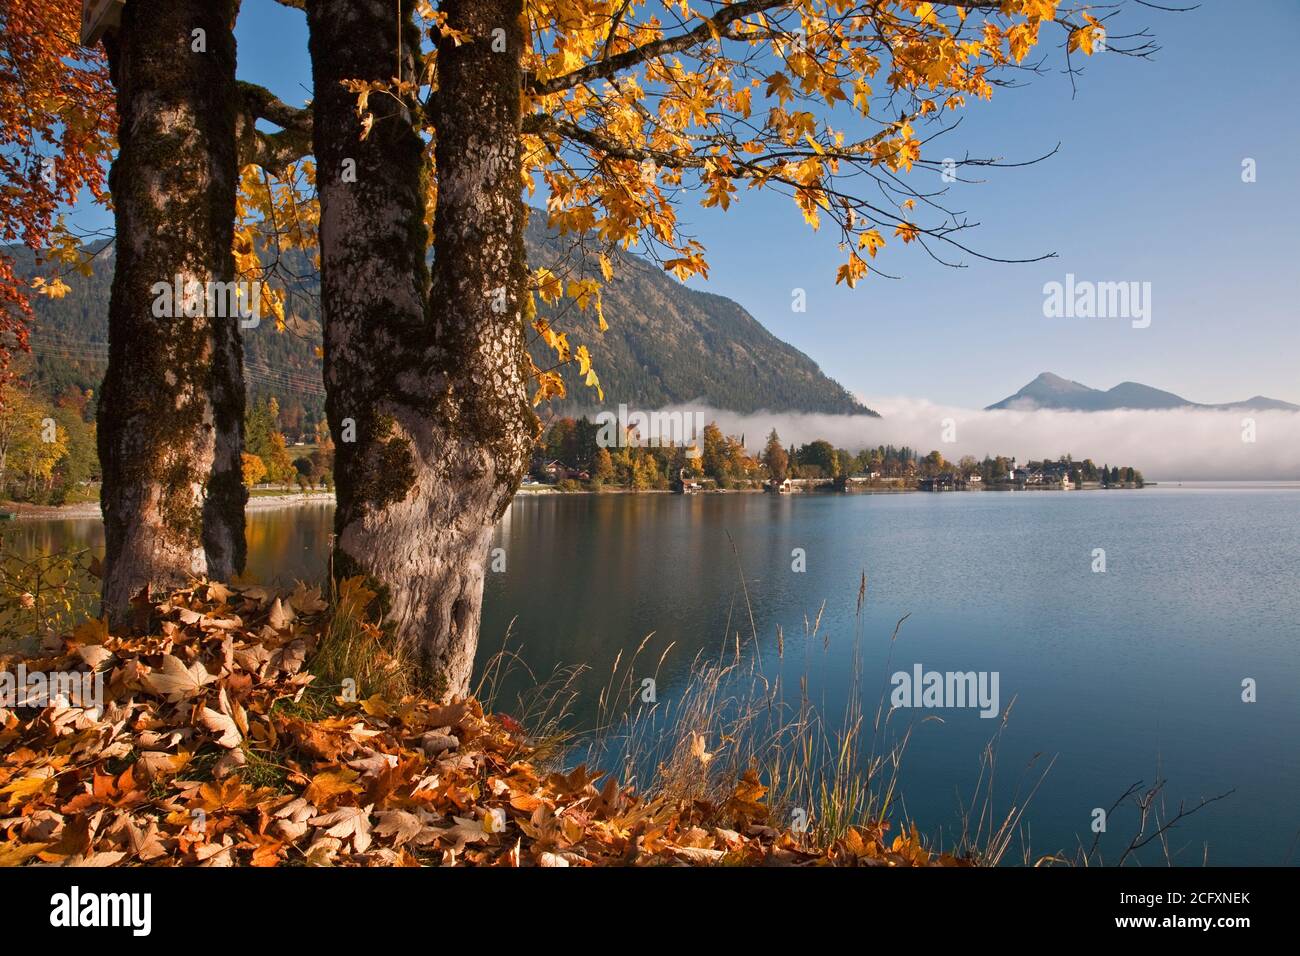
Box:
[987,372,1299,412]
[1226,395,1300,412]
[5,216,873,420]
[5,240,332,427]
[524,217,871,416]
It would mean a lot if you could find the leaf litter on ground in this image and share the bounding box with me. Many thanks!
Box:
[0,581,967,867]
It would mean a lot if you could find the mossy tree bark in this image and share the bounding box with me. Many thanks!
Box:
[99,0,247,621]
[308,0,535,698]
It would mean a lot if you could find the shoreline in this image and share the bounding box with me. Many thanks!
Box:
[4,483,1170,521]
[5,491,338,521]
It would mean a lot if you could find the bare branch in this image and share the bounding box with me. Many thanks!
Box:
[238,81,312,133]
[235,81,313,177]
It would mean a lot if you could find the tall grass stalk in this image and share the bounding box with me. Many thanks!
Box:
[309,575,412,701]
[493,559,1046,863]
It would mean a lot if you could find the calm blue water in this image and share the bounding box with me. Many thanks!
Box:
[7,484,1299,864]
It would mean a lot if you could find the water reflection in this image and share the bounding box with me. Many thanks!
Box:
[4,489,1300,864]
[0,504,336,589]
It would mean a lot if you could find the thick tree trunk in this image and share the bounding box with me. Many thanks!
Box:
[99,0,246,621]
[308,0,535,698]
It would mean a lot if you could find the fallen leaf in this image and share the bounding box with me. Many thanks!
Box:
[141,654,216,702]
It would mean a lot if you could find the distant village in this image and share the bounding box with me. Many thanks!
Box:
[527,416,1146,494]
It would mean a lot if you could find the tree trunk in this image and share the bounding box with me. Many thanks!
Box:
[99,0,246,621]
[308,0,535,699]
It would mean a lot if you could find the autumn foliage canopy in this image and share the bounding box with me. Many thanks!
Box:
[0,0,114,392]
[3,1,1123,406]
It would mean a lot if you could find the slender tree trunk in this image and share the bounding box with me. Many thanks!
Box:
[308,0,535,699]
[98,0,246,621]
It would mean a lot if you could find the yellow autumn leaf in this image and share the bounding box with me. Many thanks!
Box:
[568,278,601,311]
[534,268,562,303]
[304,767,362,805]
[31,275,71,299]
[584,367,604,403]
[835,253,868,288]
[531,369,566,406]
[858,229,886,258]
[0,775,53,806]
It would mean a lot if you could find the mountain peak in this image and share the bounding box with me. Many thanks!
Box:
[1030,371,1093,391]
[985,372,1102,410]
[987,374,1298,412]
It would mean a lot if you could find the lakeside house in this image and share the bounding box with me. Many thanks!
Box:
[835,473,910,492]
[790,477,835,492]
[674,467,703,494]
[985,460,1079,490]
[917,472,969,492]
[917,461,1092,492]
[541,460,589,483]
[767,477,837,493]
[1024,461,1074,490]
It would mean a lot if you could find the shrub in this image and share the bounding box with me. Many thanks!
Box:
[0,545,99,656]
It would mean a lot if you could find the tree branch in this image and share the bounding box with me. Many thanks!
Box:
[238,80,312,133]
[525,0,788,96]
[522,114,705,168]
[526,0,1004,96]
[236,81,313,177]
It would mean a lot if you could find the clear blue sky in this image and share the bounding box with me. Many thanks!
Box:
[678,0,1300,408]
[71,0,1300,407]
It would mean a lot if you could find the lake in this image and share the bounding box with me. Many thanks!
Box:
[5,484,1298,865]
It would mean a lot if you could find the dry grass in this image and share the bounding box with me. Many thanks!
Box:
[573,571,921,850]
[308,549,1047,864]
[476,554,1047,863]
[309,575,413,701]
[474,620,587,770]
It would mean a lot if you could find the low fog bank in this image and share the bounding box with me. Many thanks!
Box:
[661,398,1300,482]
